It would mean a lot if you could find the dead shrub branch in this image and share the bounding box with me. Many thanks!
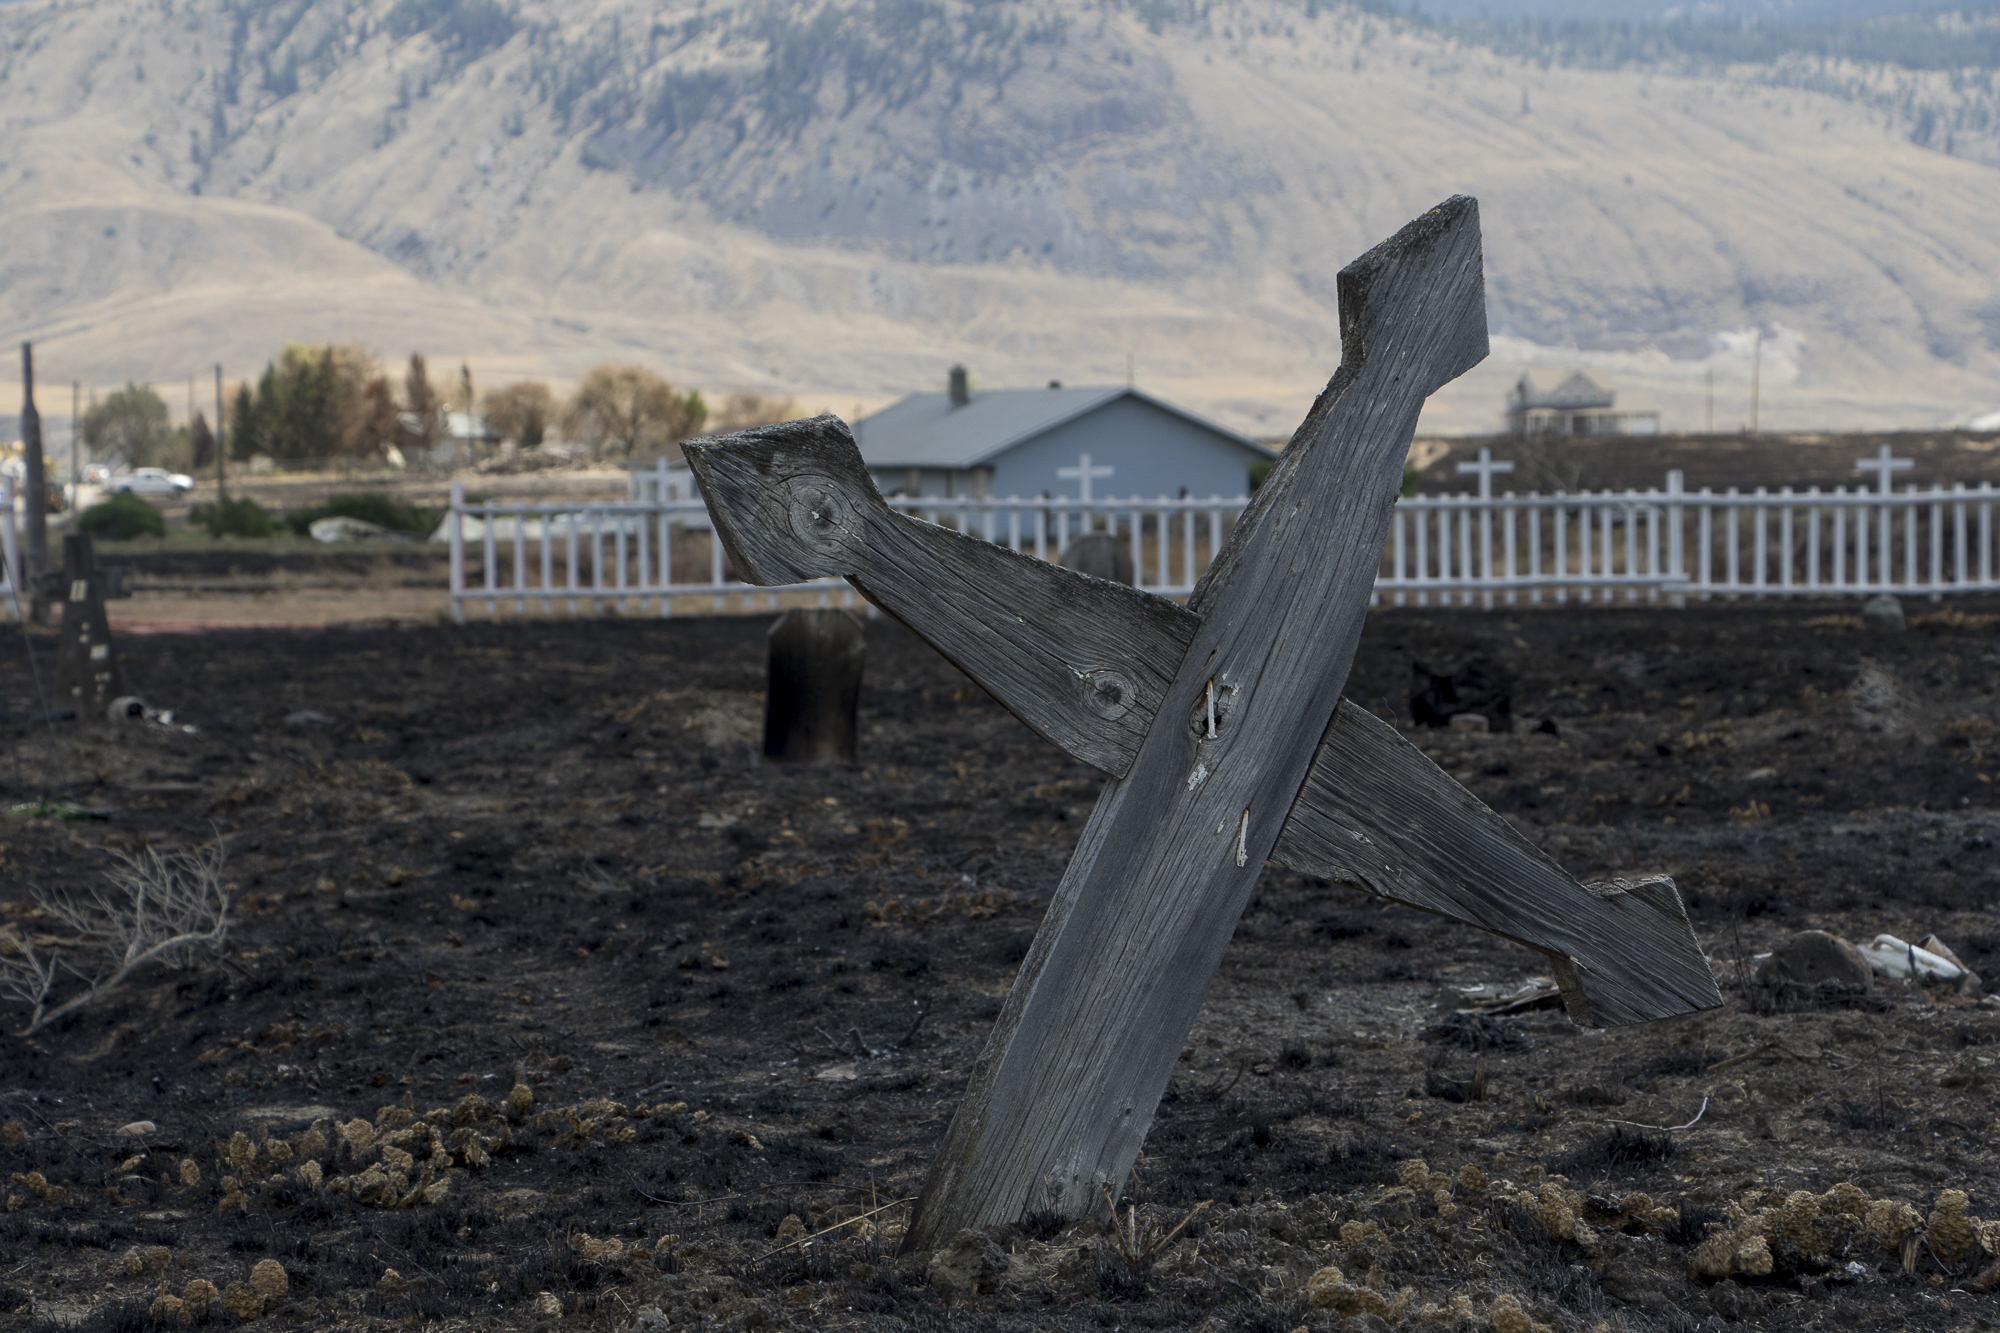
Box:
[0,837,231,1036]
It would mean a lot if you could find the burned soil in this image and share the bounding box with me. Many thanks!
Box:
[2,600,1998,1332]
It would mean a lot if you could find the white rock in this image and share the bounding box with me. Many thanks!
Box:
[1857,934,1963,984]
[308,515,394,543]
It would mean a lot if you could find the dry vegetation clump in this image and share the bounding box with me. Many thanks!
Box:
[1686,1180,2000,1288]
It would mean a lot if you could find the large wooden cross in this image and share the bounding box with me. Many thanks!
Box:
[686,198,1722,1253]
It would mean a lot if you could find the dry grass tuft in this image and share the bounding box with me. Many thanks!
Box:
[220,1281,265,1320]
[1304,1263,1413,1319]
[249,1258,288,1298]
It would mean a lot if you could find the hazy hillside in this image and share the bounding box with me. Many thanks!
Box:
[2,0,1998,438]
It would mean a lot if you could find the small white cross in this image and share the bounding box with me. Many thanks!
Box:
[1057,452,1114,503]
[1854,444,1913,496]
[1455,445,1514,499]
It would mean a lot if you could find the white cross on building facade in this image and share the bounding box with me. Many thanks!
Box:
[1058,452,1115,503]
[1855,444,1913,496]
[1456,445,1515,498]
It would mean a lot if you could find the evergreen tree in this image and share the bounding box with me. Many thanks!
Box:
[188,411,216,470]
[400,352,444,458]
[230,383,261,461]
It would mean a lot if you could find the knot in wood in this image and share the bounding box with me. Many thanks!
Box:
[1079,669,1136,721]
[785,477,857,556]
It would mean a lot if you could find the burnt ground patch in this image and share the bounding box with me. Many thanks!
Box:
[2,601,1998,1330]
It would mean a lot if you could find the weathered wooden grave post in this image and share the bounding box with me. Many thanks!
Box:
[20,342,50,623]
[763,608,865,764]
[54,533,125,718]
[687,197,1723,1251]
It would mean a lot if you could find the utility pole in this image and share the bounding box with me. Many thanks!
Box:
[214,364,227,500]
[1704,367,1713,435]
[21,343,48,622]
[459,362,474,466]
[70,380,80,506]
[1749,329,1762,435]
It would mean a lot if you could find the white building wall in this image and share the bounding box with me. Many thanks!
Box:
[988,398,1264,500]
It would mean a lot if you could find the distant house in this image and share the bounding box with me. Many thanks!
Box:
[444,411,501,450]
[1506,371,1660,437]
[854,367,1276,501]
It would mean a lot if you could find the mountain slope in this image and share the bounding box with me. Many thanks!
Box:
[2,0,1998,436]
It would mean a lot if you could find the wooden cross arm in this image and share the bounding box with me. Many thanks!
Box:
[682,418,1191,777]
[1273,705,1724,1027]
[686,415,1719,1027]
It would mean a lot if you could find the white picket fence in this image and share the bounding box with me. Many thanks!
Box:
[445,471,2000,621]
[0,477,19,620]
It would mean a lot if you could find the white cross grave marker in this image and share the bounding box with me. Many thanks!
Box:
[1855,444,1913,496]
[1455,444,1514,499]
[1456,445,1515,603]
[1057,452,1114,502]
[686,198,1721,1251]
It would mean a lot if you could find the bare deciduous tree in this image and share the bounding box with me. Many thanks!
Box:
[485,381,555,448]
[0,839,231,1036]
[83,383,173,468]
[560,364,706,460]
[346,376,403,461]
[713,391,799,433]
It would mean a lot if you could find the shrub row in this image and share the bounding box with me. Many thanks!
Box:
[75,493,439,541]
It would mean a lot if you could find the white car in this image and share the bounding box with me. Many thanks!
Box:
[111,467,195,497]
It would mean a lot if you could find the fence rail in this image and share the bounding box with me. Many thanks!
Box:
[445,473,2000,620]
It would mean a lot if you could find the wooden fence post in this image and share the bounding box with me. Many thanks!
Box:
[763,609,864,764]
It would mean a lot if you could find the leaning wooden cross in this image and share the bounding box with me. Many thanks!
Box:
[687,197,1723,1253]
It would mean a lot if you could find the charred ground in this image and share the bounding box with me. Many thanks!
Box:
[1,600,1997,1331]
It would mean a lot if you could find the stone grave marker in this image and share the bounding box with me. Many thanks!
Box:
[686,197,1724,1250]
[1057,532,1134,586]
[763,608,865,764]
[54,533,125,718]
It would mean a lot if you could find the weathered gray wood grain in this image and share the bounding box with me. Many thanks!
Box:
[691,434,1716,1025]
[683,420,1188,778]
[685,198,1722,1259]
[901,197,1493,1251]
[1273,704,1722,1027]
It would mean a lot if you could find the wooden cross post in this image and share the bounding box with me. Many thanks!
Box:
[1456,446,1514,608]
[1854,444,1912,496]
[54,533,125,718]
[686,198,1722,1252]
[1057,452,1113,503]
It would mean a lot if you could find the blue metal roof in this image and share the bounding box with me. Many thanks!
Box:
[852,386,1275,469]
